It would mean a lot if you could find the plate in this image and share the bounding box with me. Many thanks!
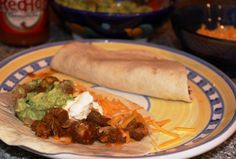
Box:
[0,40,235,159]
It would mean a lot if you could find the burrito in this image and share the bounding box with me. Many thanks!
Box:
[51,42,191,102]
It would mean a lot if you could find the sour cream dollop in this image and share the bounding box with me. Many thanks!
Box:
[64,91,103,120]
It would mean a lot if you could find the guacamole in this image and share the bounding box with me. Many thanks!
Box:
[55,0,153,14]
[13,77,73,121]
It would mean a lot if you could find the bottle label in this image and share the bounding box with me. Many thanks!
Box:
[0,0,48,33]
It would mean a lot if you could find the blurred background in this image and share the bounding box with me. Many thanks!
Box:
[0,0,236,78]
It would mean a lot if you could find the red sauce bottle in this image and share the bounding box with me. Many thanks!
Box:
[0,0,49,46]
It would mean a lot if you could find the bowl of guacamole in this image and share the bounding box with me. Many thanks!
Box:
[51,0,174,39]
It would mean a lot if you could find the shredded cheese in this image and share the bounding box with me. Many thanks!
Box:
[74,83,88,93]
[121,111,138,128]
[159,137,181,149]
[150,122,179,138]
[156,119,171,127]
[107,114,124,127]
[97,97,130,117]
[53,135,72,144]
[174,127,196,133]
[120,129,131,143]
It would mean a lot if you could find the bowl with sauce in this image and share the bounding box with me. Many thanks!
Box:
[171,3,236,77]
[51,0,174,39]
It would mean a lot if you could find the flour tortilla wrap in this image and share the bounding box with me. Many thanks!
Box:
[0,90,153,157]
[51,42,191,102]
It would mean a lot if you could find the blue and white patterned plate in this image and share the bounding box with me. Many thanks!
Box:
[0,40,235,159]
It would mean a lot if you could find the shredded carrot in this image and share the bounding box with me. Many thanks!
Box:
[174,127,196,133]
[156,119,171,127]
[97,98,113,117]
[53,135,72,144]
[27,69,54,79]
[74,83,87,93]
[121,111,138,128]
[53,135,60,141]
[144,116,153,123]
[133,111,146,124]
[97,97,130,117]
[159,137,181,149]
[111,99,131,110]
[107,114,124,127]
[59,137,72,144]
[120,129,131,143]
[129,102,143,110]
[88,91,103,101]
[146,118,171,127]
[125,132,131,143]
[151,122,179,138]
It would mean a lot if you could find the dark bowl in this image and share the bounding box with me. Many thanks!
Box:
[171,4,236,77]
[51,0,174,39]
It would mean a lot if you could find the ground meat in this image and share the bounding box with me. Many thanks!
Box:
[41,108,69,136]
[87,110,110,126]
[31,108,69,137]
[69,120,98,144]
[31,120,40,132]
[61,119,75,129]
[60,80,74,94]
[40,76,59,91]
[31,121,51,138]
[49,119,62,136]
[30,108,148,145]
[12,85,27,99]
[44,108,69,124]
[125,119,149,141]
[98,126,126,143]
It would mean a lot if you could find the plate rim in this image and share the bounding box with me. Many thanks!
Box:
[0,39,235,159]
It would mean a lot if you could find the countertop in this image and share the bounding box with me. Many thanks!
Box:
[0,22,235,159]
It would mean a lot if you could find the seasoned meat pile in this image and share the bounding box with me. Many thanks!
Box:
[31,108,149,144]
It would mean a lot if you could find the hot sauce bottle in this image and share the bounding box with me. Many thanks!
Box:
[0,0,49,46]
